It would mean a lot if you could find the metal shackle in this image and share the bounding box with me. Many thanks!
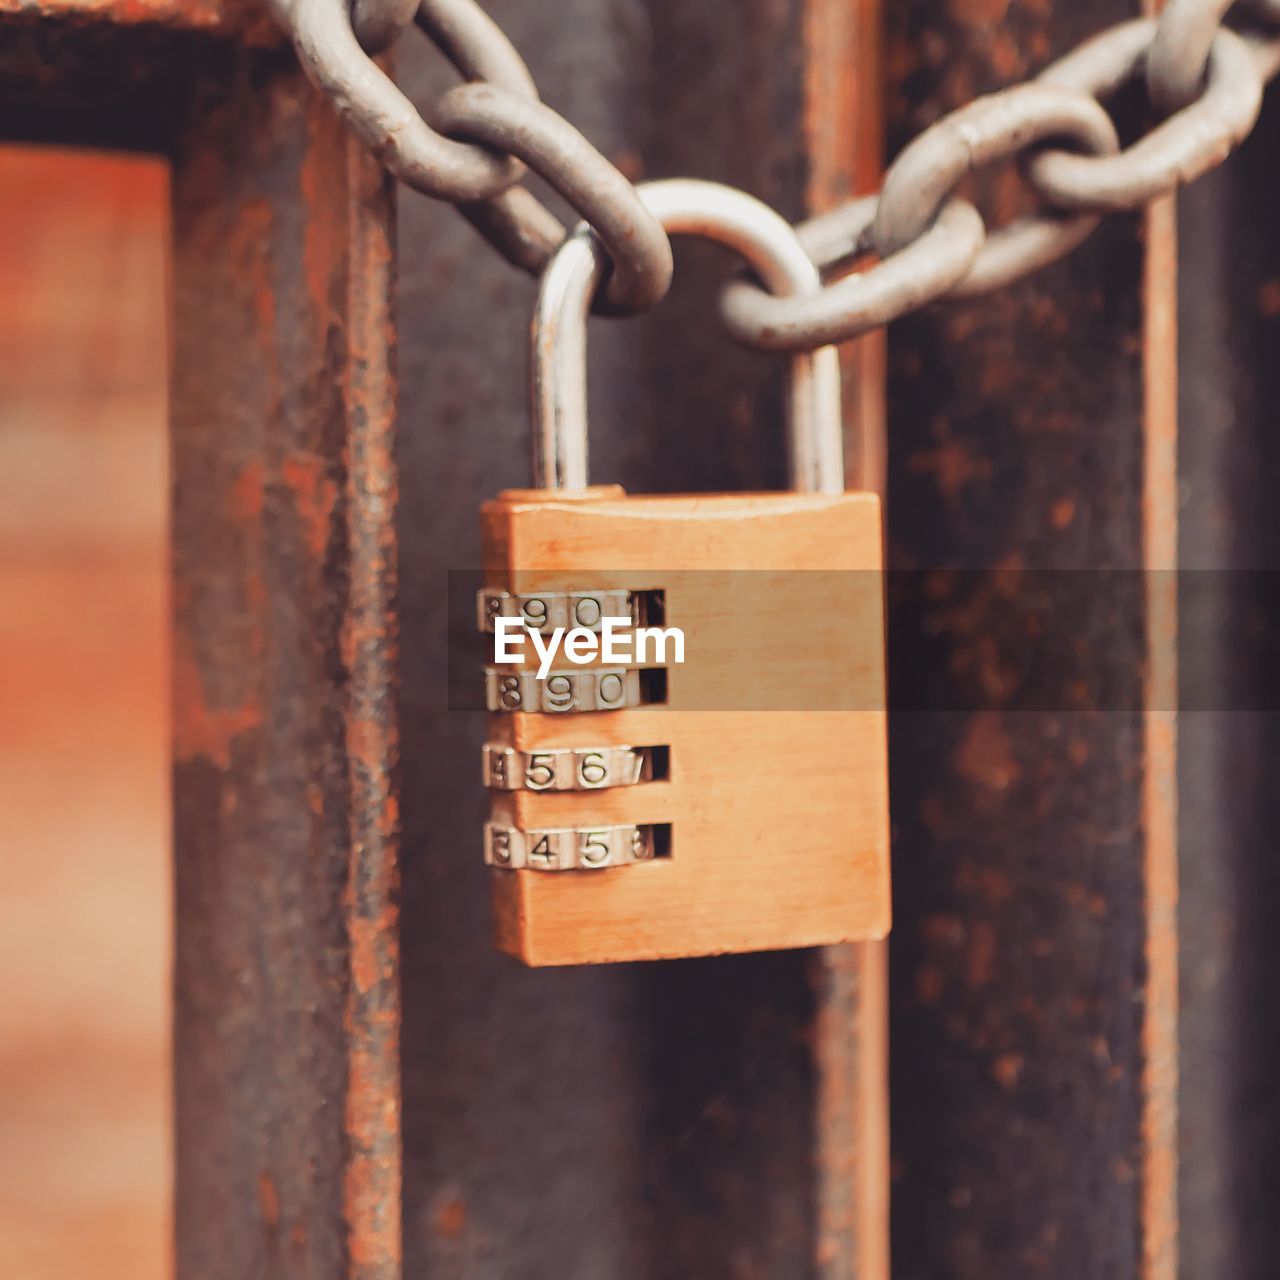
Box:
[531,179,844,496]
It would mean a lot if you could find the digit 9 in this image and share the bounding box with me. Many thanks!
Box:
[543,674,577,712]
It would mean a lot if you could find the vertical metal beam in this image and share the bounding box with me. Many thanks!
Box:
[1142,188,1179,1280]
[1177,74,1280,1280]
[884,1,1179,1276]
[396,2,887,1275]
[170,48,400,1280]
[802,1,889,1277]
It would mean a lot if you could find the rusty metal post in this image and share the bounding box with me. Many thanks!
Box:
[803,2,890,1276]
[169,47,400,1280]
[0,12,402,1277]
[1177,69,1280,1280]
[883,1,1179,1277]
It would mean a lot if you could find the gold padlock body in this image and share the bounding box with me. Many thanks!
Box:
[481,485,890,966]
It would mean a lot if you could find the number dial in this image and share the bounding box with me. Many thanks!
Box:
[477,588,637,634]
[484,822,657,871]
[483,744,654,792]
[483,666,643,713]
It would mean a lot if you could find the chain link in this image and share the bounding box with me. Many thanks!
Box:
[434,84,673,313]
[1028,20,1263,212]
[349,0,415,54]
[267,0,674,313]
[272,0,1280,352]
[1147,0,1235,111]
[729,4,1280,348]
[720,196,986,350]
[1147,0,1280,110]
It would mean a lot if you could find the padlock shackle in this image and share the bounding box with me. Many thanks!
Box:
[531,179,844,495]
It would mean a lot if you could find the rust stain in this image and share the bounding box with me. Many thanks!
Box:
[955,862,1014,908]
[349,916,392,995]
[947,0,1010,25]
[965,921,996,990]
[0,0,280,39]
[988,30,1024,79]
[343,1044,401,1271]
[921,914,965,950]
[435,1195,468,1238]
[300,113,341,326]
[611,149,643,181]
[915,965,944,1005]
[954,711,1020,792]
[1256,278,1280,317]
[908,420,992,504]
[992,1053,1023,1090]
[1141,182,1179,1280]
[231,459,266,521]
[343,875,400,1276]
[167,65,401,1280]
[258,1171,281,1230]
[172,631,261,769]
[226,198,278,337]
[282,456,339,561]
[338,138,401,1280]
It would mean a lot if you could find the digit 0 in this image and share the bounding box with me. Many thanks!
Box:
[573,594,603,628]
[596,671,624,708]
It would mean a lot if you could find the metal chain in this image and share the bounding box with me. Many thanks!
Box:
[267,0,672,313]
[1029,20,1262,212]
[729,9,1280,350]
[272,0,1280,350]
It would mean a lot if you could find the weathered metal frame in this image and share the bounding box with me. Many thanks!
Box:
[168,49,399,1280]
[882,2,1179,1275]
[1,0,1237,1275]
[0,10,400,1278]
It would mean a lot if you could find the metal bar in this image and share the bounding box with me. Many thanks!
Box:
[0,0,272,35]
[1176,69,1280,1280]
[1141,182,1179,1280]
[169,48,400,1280]
[802,0,889,1276]
[395,2,887,1275]
[884,1,1179,1276]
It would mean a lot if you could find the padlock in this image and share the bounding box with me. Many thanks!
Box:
[479,179,889,966]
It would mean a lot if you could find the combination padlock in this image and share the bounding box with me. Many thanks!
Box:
[479,179,889,966]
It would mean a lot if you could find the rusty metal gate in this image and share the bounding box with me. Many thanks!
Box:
[1,0,1276,1275]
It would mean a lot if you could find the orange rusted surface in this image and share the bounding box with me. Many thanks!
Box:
[803,0,886,500]
[1141,188,1179,1280]
[884,0,1182,1274]
[802,0,889,1275]
[282,455,341,559]
[0,0,277,38]
[339,119,401,1280]
[171,633,263,769]
[168,49,399,1280]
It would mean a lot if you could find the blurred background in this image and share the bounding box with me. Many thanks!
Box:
[0,146,170,1278]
